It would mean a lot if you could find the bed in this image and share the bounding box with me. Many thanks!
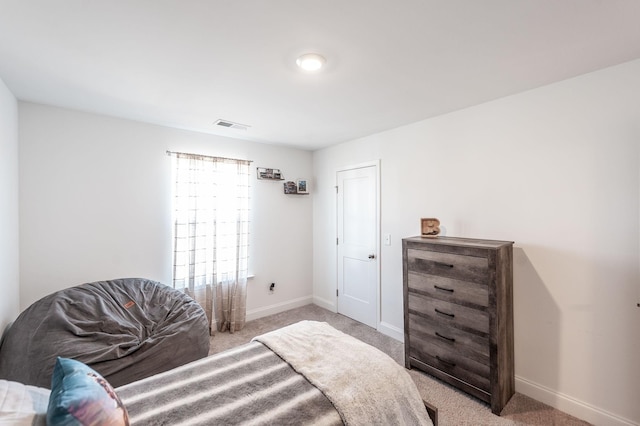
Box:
[0,321,437,425]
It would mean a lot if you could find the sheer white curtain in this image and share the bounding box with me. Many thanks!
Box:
[170,152,250,334]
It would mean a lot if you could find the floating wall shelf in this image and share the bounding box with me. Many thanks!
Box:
[284,180,309,194]
[256,167,284,180]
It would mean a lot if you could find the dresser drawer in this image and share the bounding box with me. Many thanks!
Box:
[408,331,490,393]
[408,292,489,335]
[407,312,489,366]
[408,271,488,308]
[407,248,488,284]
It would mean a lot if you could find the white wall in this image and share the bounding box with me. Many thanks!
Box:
[0,78,19,333]
[313,59,640,425]
[18,103,313,318]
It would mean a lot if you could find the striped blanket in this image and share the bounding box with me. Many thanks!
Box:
[117,342,342,425]
[117,321,433,425]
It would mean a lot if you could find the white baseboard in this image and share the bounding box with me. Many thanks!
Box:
[312,295,336,312]
[516,376,638,426]
[246,296,313,322]
[377,321,403,342]
[309,300,404,343]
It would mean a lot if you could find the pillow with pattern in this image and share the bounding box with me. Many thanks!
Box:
[47,357,129,426]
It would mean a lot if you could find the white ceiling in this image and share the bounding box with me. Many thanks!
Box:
[1,1,640,151]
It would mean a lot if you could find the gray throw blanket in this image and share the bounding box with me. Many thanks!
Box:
[253,321,432,426]
[118,342,342,425]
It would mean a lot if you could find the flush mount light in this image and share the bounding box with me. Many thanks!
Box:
[296,53,326,71]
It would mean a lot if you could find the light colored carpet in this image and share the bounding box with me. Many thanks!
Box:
[209,304,591,426]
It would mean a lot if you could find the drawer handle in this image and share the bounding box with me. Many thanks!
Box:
[436,356,456,367]
[434,261,454,268]
[435,332,456,343]
[435,308,455,318]
[434,285,454,293]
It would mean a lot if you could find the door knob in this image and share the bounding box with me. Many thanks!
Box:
[368,254,376,259]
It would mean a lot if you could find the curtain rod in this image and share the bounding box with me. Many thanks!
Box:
[166,150,253,163]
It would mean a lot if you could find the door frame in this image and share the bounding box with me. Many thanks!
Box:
[335,160,381,329]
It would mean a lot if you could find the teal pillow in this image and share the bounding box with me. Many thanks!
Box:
[47,357,129,426]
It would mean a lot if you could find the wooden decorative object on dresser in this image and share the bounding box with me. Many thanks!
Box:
[402,236,514,415]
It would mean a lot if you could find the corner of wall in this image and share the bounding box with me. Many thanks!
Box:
[0,77,20,332]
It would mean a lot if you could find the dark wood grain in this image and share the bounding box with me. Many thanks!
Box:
[407,271,489,308]
[408,312,489,365]
[407,248,489,284]
[409,357,491,404]
[409,337,491,392]
[408,292,489,335]
[403,236,514,416]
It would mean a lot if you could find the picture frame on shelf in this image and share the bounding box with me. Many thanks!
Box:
[296,179,309,194]
[284,181,297,194]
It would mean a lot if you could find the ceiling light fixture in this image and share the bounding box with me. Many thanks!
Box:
[296,53,326,71]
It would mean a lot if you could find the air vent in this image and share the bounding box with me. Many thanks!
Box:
[214,119,250,131]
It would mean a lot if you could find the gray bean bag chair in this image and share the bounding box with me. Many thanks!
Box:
[0,278,210,388]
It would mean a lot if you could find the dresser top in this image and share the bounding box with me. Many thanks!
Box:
[403,235,513,249]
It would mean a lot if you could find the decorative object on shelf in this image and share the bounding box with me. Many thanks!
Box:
[421,218,440,237]
[257,167,283,180]
[296,179,309,194]
[284,181,298,194]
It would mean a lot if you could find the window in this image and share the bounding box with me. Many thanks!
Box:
[170,151,250,333]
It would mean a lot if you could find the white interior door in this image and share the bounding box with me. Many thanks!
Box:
[337,164,378,328]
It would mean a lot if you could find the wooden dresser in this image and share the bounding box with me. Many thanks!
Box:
[402,236,514,415]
